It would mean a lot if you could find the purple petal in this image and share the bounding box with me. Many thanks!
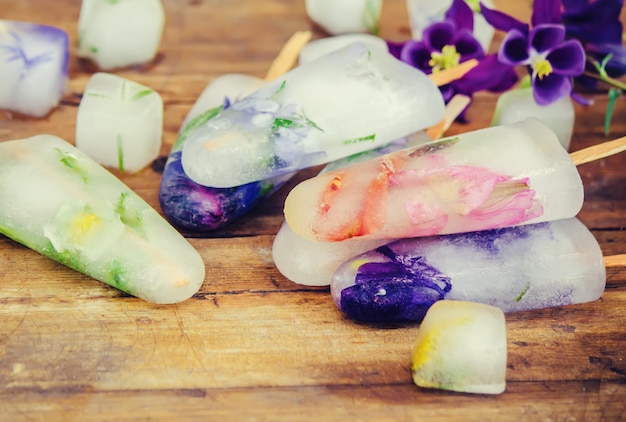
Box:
[562,0,624,44]
[533,73,572,105]
[565,21,624,45]
[445,0,474,32]
[529,24,565,54]
[531,0,562,26]
[479,2,529,35]
[439,84,456,102]
[562,0,589,13]
[386,40,405,60]
[570,91,594,106]
[399,40,433,72]
[547,39,585,75]
[454,54,518,94]
[498,29,530,66]
[454,31,484,61]
[423,21,455,52]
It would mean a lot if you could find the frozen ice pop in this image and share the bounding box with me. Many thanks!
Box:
[180,43,445,188]
[330,218,606,323]
[272,97,472,286]
[284,118,584,242]
[0,135,205,304]
[159,32,309,232]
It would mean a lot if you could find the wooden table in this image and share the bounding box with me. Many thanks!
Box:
[1,1,625,420]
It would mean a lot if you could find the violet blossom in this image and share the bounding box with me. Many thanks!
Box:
[388,0,517,110]
[481,0,586,105]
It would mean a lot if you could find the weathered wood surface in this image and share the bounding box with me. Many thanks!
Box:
[1,1,625,420]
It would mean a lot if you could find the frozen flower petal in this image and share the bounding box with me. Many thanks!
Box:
[546,40,585,75]
[498,29,530,65]
[529,24,565,54]
[423,21,455,52]
[533,72,572,105]
[445,0,474,32]
[531,0,561,27]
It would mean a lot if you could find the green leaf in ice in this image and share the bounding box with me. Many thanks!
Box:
[341,133,376,145]
[115,192,144,233]
[131,89,154,101]
[172,104,224,151]
[57,148,89,183]
[116,133,125,171]
[515,283,530,302]
[107,260,129,291]
[271,80,287,100]
[362,0,381,35]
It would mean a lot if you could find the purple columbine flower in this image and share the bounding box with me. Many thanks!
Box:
[481,0,586,105]
[387,0,517,115]
[562,0,624,45]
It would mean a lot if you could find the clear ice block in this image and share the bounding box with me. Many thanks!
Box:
[284,119,584,242]
[411,300,507,395]
[492,87,575,150]
[77,0,165,70]
[298,34,389,65]
[0,20,69,117]
[305,0,382,34]
[75,72,163,173]
[181,43,445,188]
[0,135,205,304]
[331,218,606,323]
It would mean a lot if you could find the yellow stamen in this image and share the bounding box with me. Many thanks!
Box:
[69,211,101,243]
[533,58,553,80]
[429,45,461,74]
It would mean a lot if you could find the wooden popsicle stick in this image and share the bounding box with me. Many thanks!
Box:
[427,59,479,87]
[570,135,626,166]
[425,94,472,139]
[264,31,312,81]
[604,254,626,268]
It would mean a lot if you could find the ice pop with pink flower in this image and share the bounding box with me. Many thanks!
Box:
[284,118,585,242]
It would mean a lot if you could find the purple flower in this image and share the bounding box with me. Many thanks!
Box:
[562,0,624,45]
[481,1,586,105]
[388,0,517,113]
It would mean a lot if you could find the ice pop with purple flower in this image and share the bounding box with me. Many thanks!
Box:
[180,43,446,188]
[331,218,607,323]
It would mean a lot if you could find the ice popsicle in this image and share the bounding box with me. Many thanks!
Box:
[0,135,205,304]
[180,42,446,188]
[158,32,309,232]
[284,118,584,242]
[272,97,472,286]
[330,218,606,323]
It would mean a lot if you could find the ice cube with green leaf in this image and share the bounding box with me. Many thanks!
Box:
[76,72,163,173]
[77,0,164,70]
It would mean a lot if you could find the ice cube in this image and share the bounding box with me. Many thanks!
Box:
[411,300,507,394]
[0,20,69,117]
[75,72,163,173]
[305,0,383,35]
[298,34,389,65]
[77,0,165,70]
[492,87,575,150]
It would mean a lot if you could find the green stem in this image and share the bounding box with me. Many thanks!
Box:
[582,71,626,91]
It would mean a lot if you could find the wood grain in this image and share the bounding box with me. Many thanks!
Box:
[1,0,626,420]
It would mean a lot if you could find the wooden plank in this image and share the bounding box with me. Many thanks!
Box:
[1,0,626,419]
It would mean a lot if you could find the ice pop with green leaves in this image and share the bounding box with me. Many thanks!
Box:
[0,135,205,304]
